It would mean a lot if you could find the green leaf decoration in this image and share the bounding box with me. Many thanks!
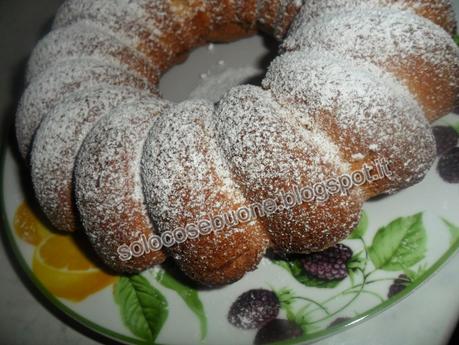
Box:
[347,249,368,288]
[452,123,459,135]
[293,307,317,334]
[454,34,459,47]
[442,218,459,246]
[369,213,427,271]
[403,263,428,282]
[348,210,368,239]
[347,251,365,272]
[156,270,207,341]
[273,259,341,288]
[114,275,168,342]
[275,287,296,305]
[348,268,356,286]
[274,288,298,322]
[401,267,417,281]
[274,288,320,334]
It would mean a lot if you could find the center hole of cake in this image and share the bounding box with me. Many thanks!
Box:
[159,33,279,103]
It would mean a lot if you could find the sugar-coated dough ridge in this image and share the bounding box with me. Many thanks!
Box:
[283,7,459,120]
[141,99,270,284]
[31,86,151,232]
[26,21,160,83]
[263,50,437,195]
[16,58,154,159]
[75,98,169,272]
[292,0,457,35]
[213,85,363,253]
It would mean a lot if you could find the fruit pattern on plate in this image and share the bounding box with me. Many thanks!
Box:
[227,210,459,345]
[13,201,208,343]
[432,121,459,183]
[10,118,459,345]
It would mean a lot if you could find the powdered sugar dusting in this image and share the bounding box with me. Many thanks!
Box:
[141,99,269,283]
[16,58,155,159]
[288,0,456,35]
[142,100,245,224]
[263,50,436,193]
[52,0,206,69]
[26,21,160,83]
[283,8,459,119]
[284,7,458,66]
[75,97,169,272]
[31,86,150,232]
[212,85,363,252]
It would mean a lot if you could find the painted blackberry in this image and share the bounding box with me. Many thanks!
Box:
[228,289,280,329]
[388,274,411,298]
[301,244,353,281]
[328,317,352,328]
[438,147,459,183]
[432,126,458,156]
[254,319,303,345]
